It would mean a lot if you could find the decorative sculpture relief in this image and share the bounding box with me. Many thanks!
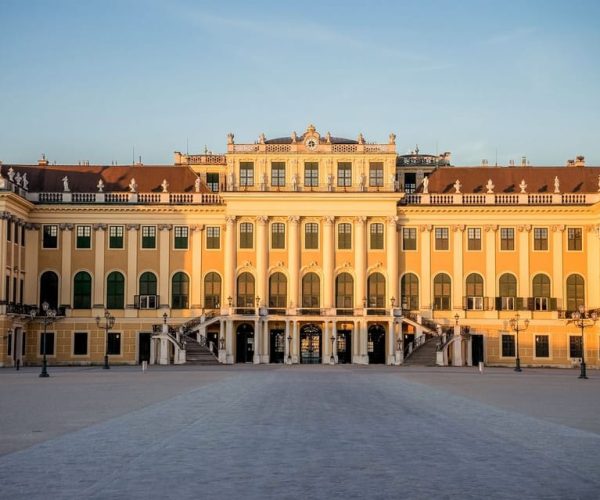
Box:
[128,178,138,193]
[161,179,169,193]
[453,179,461,194]
[62,176,70,192]
[15,173,22,186]
[422,176,429,194]
[22,173,28,190]
[194,177,201,193]
[519,179,527,194]
[97,179,104,192]
[8,167,15,182]
[389,132,396,145]
[486,179,494,194]
[291,173,299,192]
[287,215,300,224]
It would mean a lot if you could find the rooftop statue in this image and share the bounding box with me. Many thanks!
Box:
[453,179,461,194]
[97,179,104,193]
[486,179,494,194]
[129,178,138,193]
[519,179,527,194]
[554,176,560,194]
[62,176,70,192]
[422,176,429,194]
[22,173,28,190]
[161,179,169,193]
[194,176,201,193]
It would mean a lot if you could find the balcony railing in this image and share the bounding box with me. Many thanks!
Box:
[27,191,223,205]
[3,303,66,317]
[404,192,600,206]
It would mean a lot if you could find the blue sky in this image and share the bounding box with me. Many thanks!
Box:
[1,0,599,165]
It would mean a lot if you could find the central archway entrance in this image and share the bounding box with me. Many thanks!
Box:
[300,324,321,364]
[368,324,386,364]
[236,323,254,363]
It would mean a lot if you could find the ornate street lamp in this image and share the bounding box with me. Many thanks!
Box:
[227,296,233,307]
[509,313,529,372]
[454,313,460,326]
[362,297,367,308]
[287,334,292,362]
[30,301,56,378]
[255,296,260,308]
[96,309,115,370]
[390,297,396,308]
[162,312,168,324]
[571,305,598,379]
[330,333,335,364]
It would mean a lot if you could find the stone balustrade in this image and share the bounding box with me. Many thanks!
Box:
[403,192,599,206]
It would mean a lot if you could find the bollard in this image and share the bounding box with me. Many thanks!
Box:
[142,360,147,373]
[478,361,484,374]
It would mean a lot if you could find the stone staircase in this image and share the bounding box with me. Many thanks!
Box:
[403,337,439,367]
[184,338,220,365]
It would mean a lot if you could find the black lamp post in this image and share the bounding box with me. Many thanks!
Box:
[454,313,460,327]
[96,310,115,369]
[287,334,292,362]
[30,301,56,378]
[330,333,335,364]
[509,313,529,372]
[571,305,598,379]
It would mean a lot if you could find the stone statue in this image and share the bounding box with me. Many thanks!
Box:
[390,174,397,191]
[291,173,299,192]
[291,131,297,143]
[22,173,28,190]
[389,133,396,145]
[325,131,331,144]
[227,132,234,145]
[8,167,15,182]
[15,173,22,186]
[62,176,70,192]
[327,173,334,191]
[554,176,560,194]
[194,176,201,193]
[259,133,266,144]
[422,176,429,194]
[359,172,366,191]
[227,170,234,191]
[97,179,104,192]
[0,167,5,189]
[128,178,138,193]
[486,179,494,194]
[357,133,364,144]
[161,179,169,193]
[519,179,527,194]
[453,179,461,194]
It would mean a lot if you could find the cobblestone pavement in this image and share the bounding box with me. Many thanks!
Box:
[1,365,599,499]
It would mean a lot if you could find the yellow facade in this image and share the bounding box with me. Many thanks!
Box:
[1,126,599,368]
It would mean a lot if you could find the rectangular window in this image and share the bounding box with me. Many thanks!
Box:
[141,226,156,249]
[19,278,24,304]
[206,227,220,249]
[403,227,417,251]
[174,226,189,249]
[501,296,515,311]
[240,223,254,249]
[107,332,121,355]
[76,225,91,249]
[239,162,254,187]
[369,162,384,187]
[305,223,319,250]
[337,162,352,187]
[467,227,481,251]
[535,335,549,358]
[271,162,286,187]
[533,227,548,251]
[109,226,124,249]
[271,223,285,249]
[370,223,384,250]
[535,297,549,311]
[501,334,515,357]
[206,172,219,192]
[337,223,352,250]
[21,226,26,247]
[42,225,58,249]
[569,336,582,358]
[39,332,55,356]
[73,332,88,355]
[568,227,582,251]
[304,162,319,187]
[6,220,11,241]
[500,228,515,251]
[435,227,449,251]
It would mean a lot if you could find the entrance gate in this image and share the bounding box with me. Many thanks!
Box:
[138,333,151,364]
[368,324,386,364]
[270,329,285,363]
[300,324,321,364]
[336,330,352,364]
[236,323,254,363]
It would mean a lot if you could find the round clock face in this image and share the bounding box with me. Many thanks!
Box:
[305,138,318,151]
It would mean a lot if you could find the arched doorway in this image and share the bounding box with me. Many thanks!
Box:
[336,329,352,364]
[269,328,285,364]
[300,324,321,364]
[368,324,386,364]
[236,323,254,363]
[39,271,59,309]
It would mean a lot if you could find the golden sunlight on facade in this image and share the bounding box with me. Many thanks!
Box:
[1,126,599,370]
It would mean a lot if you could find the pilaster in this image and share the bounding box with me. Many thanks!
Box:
[23,224,40,304]
[59,223,73,308]
[419,225,432,311]
[552,225,565,304]
[323,216,335,309]
[93,224,106,308]
[355,216,367,308]
[452,225,465,309]
[518,225,531,298]
[224,216,237,313]
[191,224,204,310]
[158,224,172,309]
[126,224,139,316]
[484,225,497,302]
[256,216,269,306]
[386,216,399,303]
[287,216,300,309]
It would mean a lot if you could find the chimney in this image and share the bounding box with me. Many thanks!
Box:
[575,155,585,167]
[481,159,488,166]
[38,154,49,166]
[521,156,527,167]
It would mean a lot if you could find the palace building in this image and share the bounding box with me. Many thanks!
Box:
[1,125,599,369]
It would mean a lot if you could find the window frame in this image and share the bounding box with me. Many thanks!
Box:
[501,334,516,358]
[534,334,550,359]
[369,223,384,250]
[533,227,549,251]
[304,222,319,250]
[337,162,352,187]
[239,161,254,187]
[141,225,157,250]
[206,226,221,250]
[108,225,124,249]
[39,331,56,357]
[568,335,582,359]
[368,162,384,187]
[434,227,449,251]
[567,227,583,251]
[500,227,515,251]
[239,222,254,250]
[271,222,286,250]
[173,225,189,250]
[73,331,89,356]
[75,225,92,249]
[304,162,319,188]
[271,162,286,187]
[42,224,59,249]
[107,332,122,356]
[467,227,482,251]
[402,227,417,251]
[337,223,352,250]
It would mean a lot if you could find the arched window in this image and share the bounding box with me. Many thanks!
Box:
[106,271,125,309]
[532,274,551,311]
[269,273,287,308]
[465,273,484,310]
[302,273,320,308]
[335,273,354,309]
[433,273,451,310]
[138,272,157,309]
[566,274,585,313]
[498,273,517,310]
[204,272,221,309]
[401,273,419,311]
[40,271,59,309]
[73,271,92,309]
[237,272,255,307]
[367,272,385,308]
[171,272,189,309]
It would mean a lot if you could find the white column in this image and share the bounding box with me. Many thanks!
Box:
[386,216,399,305]
[420,226,432,312]
[191,225,204,311]
[485,225,497,308]
[0,217,6,301]
[293,320,299,363]
[355,216,367,308]
[24,225,40,305]
[453,225,464,312]
[323,216,335,310]
[253,318,261,364]
[322,320,330,364]
[262,319,269,363]
[226,319,234,364]
[256,216,269,306]
[552,225,564,307]
[288,216,300,310]
[126,224,139,315]
[158,224,172,309]
[587,225,600,308]
[284,320,291,364]
[60,224,72,307]
[360,320,369,364]
[93,224,106,309]
[218,319,227,363]
[387,320,395,365]
[224,216,237,313]
[518,225,531,299]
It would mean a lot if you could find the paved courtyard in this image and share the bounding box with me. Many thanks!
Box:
[1,365,599,499]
